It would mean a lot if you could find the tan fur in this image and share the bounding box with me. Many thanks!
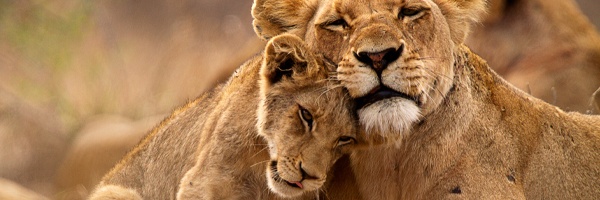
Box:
[252,0,600,199]
[90,34,361,199]
[466,0,600,113]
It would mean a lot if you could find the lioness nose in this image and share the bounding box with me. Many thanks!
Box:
[354,45,403,74]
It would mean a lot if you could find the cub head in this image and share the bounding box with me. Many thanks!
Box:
[257,34,358,197]
[253,0,486,141]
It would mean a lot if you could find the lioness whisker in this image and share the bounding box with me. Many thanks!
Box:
[249,146,269,159]
[319,85,344,99]
[320,186,331,200]
[422,67,454,82]
[250,159,270,168]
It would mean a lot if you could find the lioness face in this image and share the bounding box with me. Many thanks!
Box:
[323,0,461,138]
[257,34,357,197]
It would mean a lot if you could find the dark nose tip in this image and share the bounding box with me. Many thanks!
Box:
[354,45,404,74]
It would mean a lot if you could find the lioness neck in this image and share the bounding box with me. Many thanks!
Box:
[391,45,600,199]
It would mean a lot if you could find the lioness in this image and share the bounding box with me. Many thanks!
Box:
[89,34,360,199]
[466,0,600,113]
[252,0,600,199]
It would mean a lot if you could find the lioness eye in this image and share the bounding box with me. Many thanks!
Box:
[298,107,313,129]
[337,136,355,146]
[399,7,421,18]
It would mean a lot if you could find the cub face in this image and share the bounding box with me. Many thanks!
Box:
[257,34,358,198]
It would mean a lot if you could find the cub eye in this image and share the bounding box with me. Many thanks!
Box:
[298,107,313,129]
[327,18,349,29]
[399,7,421,18]
[337,136,355,146]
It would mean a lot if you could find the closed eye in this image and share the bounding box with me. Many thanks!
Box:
[336,136,355,147]
[398,6,428,19]
[323,18,349,31]
[329,19,348,28]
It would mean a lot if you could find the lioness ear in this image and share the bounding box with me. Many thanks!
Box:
[252,0,318,40]
[261,34,317,86]
[436,0,487,43]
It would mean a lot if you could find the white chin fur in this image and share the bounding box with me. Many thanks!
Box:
[358,98,421,141]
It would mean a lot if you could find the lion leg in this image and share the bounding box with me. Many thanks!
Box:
[88,185,142,200]
[177,160,261,200]
[176,164,206,199]
[176,166,238,199]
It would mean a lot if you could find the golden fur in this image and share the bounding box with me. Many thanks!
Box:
[252,0,600,199]
[466,0,600,113]
[89,34,361,199]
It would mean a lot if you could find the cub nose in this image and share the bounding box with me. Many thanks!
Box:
[354,45,404,74]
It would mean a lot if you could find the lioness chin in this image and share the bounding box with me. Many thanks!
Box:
[252,0,600,199]
[89,34,361,199]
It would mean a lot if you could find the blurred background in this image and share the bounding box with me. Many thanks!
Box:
[0,0,598,199]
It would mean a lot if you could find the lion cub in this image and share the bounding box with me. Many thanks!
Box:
[176,34,359,199]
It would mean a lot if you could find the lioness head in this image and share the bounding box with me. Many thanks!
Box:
[257,34,358,197]
[253,0,485,140]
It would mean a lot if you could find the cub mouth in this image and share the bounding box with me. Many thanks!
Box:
[356,86,420,109]
[270,161,304,189]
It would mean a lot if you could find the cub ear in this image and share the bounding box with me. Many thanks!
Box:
[252,0,317,40]
[437,0,487,43]
[261,34,317,86]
